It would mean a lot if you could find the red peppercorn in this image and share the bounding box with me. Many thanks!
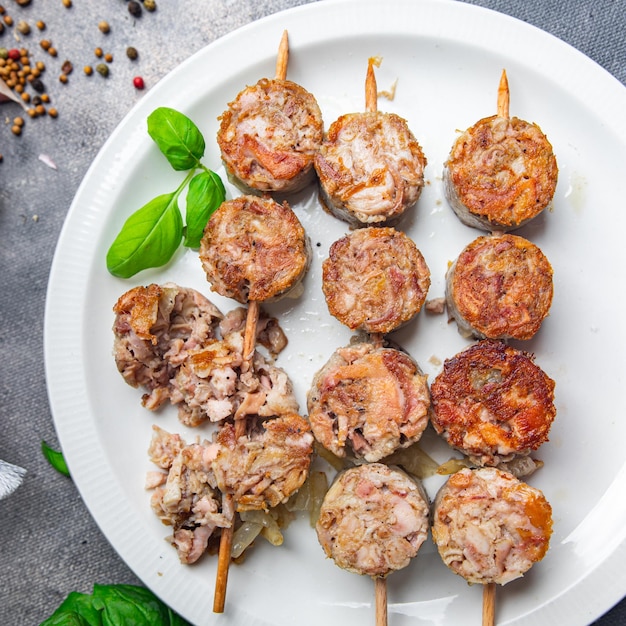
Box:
[132,76,145,90]
[8,48,21,61]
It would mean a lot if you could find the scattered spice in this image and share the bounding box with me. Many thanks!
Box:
[132,75,144,90]
[94,46,103,58]
[16,20,30,35]
[36,20,45,31]
[11,123,22,135]
[58,72,67,83]
[95,62,108,77]
[47,46,57,57]
[126,46,138,60]
[3,14,13,26]
[128,1,141,18]
[62,0,72,8]
[144,0,157,11]
[48,106,57,118]
[97,20,109,34]
[83,65,93,76]
[61,59,72,74]
[31,77,45,93]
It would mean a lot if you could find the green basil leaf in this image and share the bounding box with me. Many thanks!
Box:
[183,170,226,248]
[41,441,70,477]
[39,584,192,626]
[39,590,102,625]
[106,193,184,278]
[147,107,205,171]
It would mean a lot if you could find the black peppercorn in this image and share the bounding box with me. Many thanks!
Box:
[128,1,142,17]
[31,78,45,93]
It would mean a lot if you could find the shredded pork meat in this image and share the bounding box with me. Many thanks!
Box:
[147,426,231,565]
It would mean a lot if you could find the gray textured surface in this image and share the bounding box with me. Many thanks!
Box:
[0,0,624,624]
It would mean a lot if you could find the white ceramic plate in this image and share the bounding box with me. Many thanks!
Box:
[44,0,626,624]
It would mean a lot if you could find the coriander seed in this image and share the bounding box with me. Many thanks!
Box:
[94,46,103,58]
[104,52,112,63]
[83,65,93,75]
[144,0,156,10]
[98,20,110,34]
[48,107,58,117]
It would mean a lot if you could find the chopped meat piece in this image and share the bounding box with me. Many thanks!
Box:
[146,427,230,565]
[112,283,223,408]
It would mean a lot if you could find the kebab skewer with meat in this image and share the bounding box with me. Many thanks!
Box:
[432,467,553,626]
[315,57,427,227]
[316,463,430,626]
[199,190,312,611]
[217,30,323,195]
[443,69,558,233]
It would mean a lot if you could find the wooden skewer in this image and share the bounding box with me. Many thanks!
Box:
[497,68,510,119]
[365,57,379,113]
[482,582,496,626]
[275,29,289,81]
[375,577,388,626]
[213,300,260,613]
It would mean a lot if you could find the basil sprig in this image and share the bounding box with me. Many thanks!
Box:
[106,107,225,278]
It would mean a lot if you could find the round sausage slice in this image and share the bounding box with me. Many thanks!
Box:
[432,467,553,585]
[316,463,430,578]
[446,233,553,340]
[443,115,558,231]
[199,195,311,304]
[430,340,556,466]
[217,78,324,194]
[308,341,430,462]
[322,227,430,335]
[314,111,426,226]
